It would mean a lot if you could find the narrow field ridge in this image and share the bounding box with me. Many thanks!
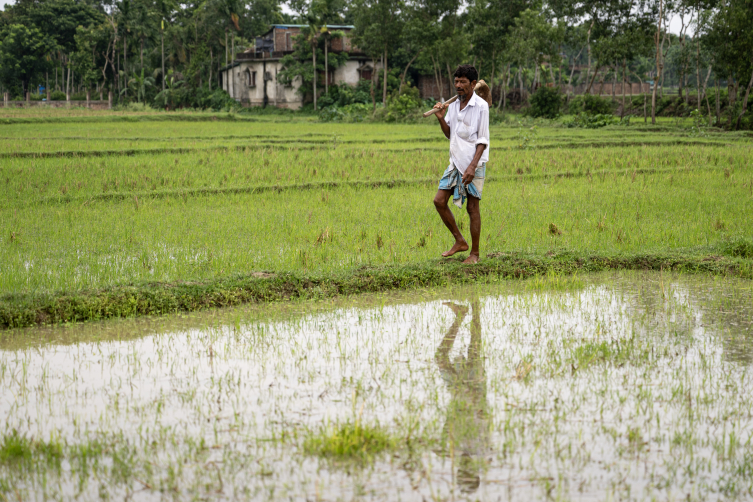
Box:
[2,250,750,329]
[0,139,736,159]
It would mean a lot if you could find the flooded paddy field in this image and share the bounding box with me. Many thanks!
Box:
[2,271,752,501]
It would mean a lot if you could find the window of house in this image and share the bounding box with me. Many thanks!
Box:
[246,70,256,87]
[361,69,372,81]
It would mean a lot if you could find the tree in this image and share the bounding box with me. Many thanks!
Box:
[468,0,528,105]
[0,24,52,96]
[352,0,404,105]
[705,0,753,129]
[71,25,101,101]
[505,8,564,100]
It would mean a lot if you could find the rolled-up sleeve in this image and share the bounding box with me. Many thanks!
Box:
[475,106,490,146]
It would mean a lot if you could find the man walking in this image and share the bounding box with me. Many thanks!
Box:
[432,64,489,264]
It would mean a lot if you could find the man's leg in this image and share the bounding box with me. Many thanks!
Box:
[433,189,469,257]
[463,195,481,264]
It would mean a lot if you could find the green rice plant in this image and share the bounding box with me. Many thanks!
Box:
[303,421,397,460]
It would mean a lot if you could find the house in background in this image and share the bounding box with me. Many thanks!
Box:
[220,24,380,109]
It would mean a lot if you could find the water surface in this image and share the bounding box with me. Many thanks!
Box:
[1,271,752,501]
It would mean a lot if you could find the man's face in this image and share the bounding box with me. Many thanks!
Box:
[455,77,476,99]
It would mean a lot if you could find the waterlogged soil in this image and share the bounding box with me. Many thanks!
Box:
[1,271,752,501]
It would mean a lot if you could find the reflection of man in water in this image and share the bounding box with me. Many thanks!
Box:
[435,300,490,494]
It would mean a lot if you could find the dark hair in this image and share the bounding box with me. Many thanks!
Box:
[453,64,478,83]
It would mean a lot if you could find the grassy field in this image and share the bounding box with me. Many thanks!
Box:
[1,110,752,326]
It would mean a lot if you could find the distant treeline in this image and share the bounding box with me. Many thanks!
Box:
[0,0,751,128]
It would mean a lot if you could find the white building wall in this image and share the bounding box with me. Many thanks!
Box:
[222,58,381,110]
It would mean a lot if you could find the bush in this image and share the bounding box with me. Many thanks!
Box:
[319,103,372,122]
[318,81,372,109]
[529,87,562,119]
[564,113,621,129]
[383,85,423,122]
[114,102,155,112]
[50,90,67,101]
[194,87,238,111]
[568,94,614,115]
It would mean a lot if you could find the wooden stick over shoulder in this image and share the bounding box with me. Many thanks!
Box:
[422,80,489,118]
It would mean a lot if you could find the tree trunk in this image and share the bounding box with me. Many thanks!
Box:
[489,52,495,105]
[124,36,128,98]
[715,79,720,125]
[383,48,388,104]
[651,0,664,124]
[585,65,600,94]
[431,55,442,99]
[230,31,235,99]
[584,22,593,93]
[399,51,420,94]
[370,56,377,113]
[518,66,524,104]
[498,64,509,111]
[140,37,144,72]
[313,39,317,110]
[325,36,328,94]
[695,37,701,110]
[46,72,50,101]
[209,47,212,91]
[621,61,626,118]
[446,62,454,99]
[161,29,165,92]
[728,80,738,128]
[702,65,712,117]
[225,28,228,65]
[66,59,71,101]
[735,63,753,130]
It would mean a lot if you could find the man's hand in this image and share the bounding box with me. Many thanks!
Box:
[462,164,476,185]
[433,102,447,120]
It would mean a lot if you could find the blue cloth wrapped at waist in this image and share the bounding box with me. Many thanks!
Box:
[438,163,486,208]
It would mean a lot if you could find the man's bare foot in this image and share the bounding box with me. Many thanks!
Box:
[462,254,480,264]
[441,240,469,257]
[443,302,469,317]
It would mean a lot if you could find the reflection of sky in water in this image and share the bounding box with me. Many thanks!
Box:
[1,271,752,501]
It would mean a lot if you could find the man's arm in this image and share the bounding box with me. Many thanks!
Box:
[461,144,487,185]
[432,102,451,139]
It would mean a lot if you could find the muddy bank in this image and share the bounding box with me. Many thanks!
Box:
[2,250,751,329]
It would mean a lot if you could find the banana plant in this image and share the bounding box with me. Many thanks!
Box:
[154,70,183,109]
[120,68,155,103]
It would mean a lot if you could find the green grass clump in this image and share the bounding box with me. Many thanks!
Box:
[303,421,397,460]
[0,431,63,466]
[721,236,753,259]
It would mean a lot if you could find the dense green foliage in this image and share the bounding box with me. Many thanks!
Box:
[529,86,562,118]
[0,0,752,127]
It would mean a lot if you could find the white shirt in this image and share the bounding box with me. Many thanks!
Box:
[444,92,490,174]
